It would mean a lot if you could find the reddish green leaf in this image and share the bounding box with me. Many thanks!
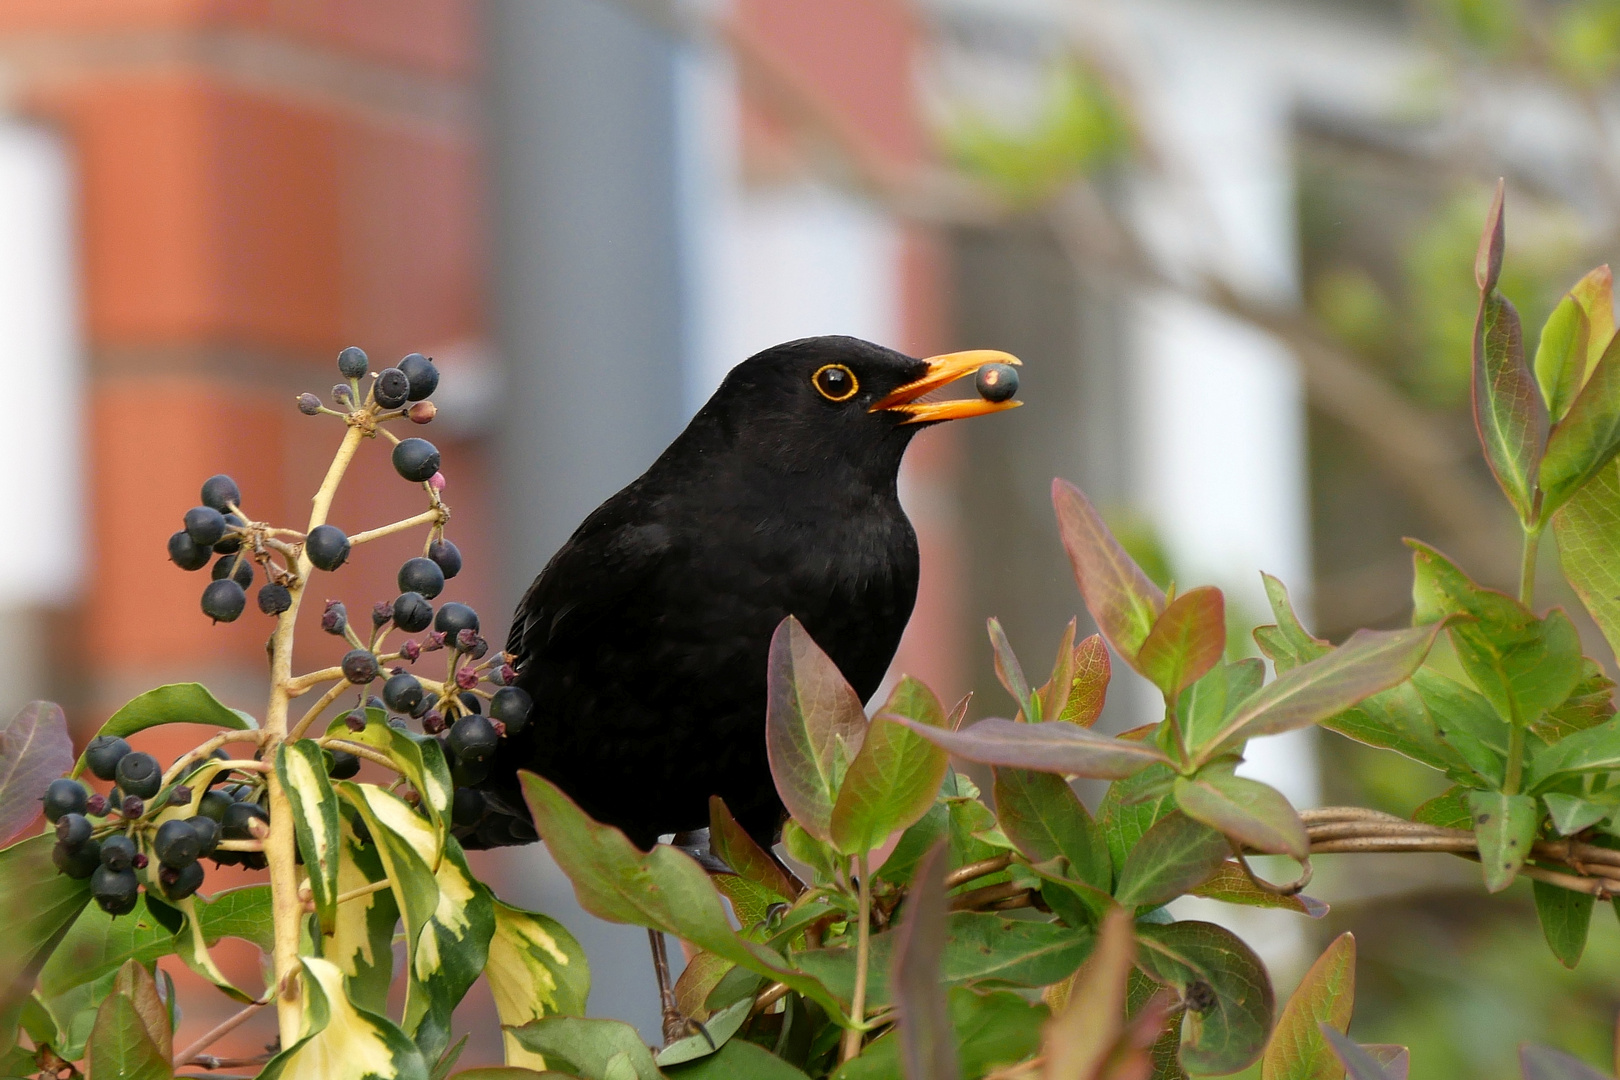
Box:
[1136,587,1227,701]
[1321,1027,1400,1080]
[1114,811,1231,908]
[1197,624,1444,763]
[1536,289,1591,422]
[1036,618,1078,722]
[1363,1045,1410,1080]
[0,701,73,847]
[987,618,1035,717]
[1533,878,1593,969]
[830,678,950,855]
[890,841,958,1080]
[1553,459,1620,662]
[709,796,798,902]
[1173,772,1307,859]
[1541,332,1620,515]
[87,961,171,1080]
[1261,932,1354,1080]
[1052,478,1166,660]
[1058,634,1112,726]
[892,716,1170,779]
[1191,863,1327,917]
[1573,265,1615,376]
[1135,920,1275,1075]
[1520,1044,1613,1080]
[992,768,1110,892]
[1041,907,1135,1079]
[1254,574,1331,674]
[1467,790,1537,893]
[1471,181,1548,522]
[765,616,868,843]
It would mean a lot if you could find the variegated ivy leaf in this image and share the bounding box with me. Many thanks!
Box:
[486,900,590,1070]
[278,740,342,932]
[259,956,428,1080]
[321,812,399,1015]
[328,708,454,840]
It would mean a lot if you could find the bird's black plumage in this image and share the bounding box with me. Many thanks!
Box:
[461,336,992,851]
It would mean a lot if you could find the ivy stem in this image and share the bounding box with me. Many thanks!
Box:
[841,853,873,1062]
[264,422,366,1049]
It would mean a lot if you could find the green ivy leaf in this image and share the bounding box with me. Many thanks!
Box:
[830,679,950,856]
[1052,478,1166,660]
[487,900,590,1071]
[86,962,170,1080]
[765,617,869,843]
[1533,879,1593,969]
[0,702,73,846]
[321,812,398,1014]
[1261,932,1354,1080]
[0,834,90,1042]
[1173,772,1307,859]
[78,684,254,777]
[278,740,341,931]
[1135,920,1275,1075]
[260,957,429,1080]
[992,768,1110,894]
[667,1038,813,1079]
[1467,790,1538,892]
[506,1017,662,1080]
[1136,586,1227,702]
[1114,811,1231,909]
[329,709,453,836]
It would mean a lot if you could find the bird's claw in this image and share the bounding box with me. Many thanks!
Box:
[662,1010,714,1049]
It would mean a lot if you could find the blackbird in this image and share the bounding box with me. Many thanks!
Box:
[459,336,1019,857]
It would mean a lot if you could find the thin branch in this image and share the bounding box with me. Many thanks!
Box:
[948,880,1029,911]
[318,739,403,775]
[288,680,355,742]
[173,998,271,1067]
[334,879,392,906]
[944,854,1014,891]
[348,508,442,548]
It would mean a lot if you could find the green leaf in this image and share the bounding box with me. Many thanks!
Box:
[322,813,400,1014]
[795,911,1093,1009]
[1136,586,1227,701]
[832,988,1046,1080]
[765,617,869,843]
[1182,659,1265,754]
[0,702,73,846]
[507,1017,662,1080]
[450,1071,565,1080]
[1467,790,1538,892]
[992,768,1110,893]
[892,716,1170,779]
[1322,679,1475,781]
[86,962,171,1080]
[1099,764,1178,883]
[988,617,1035,717]
[1191,863,1328,918]
[1254,574,1331,673]
[709,796,798,902]
[1471,183,1548,522]
[1527,715,1620,787]
[875,802,948,887]
[1413,669,1508,786]
[37,892,173,1000]
[1533,878,1593,969]
[1544,793,1610,836]
[81,683,254,766]
[1052,478,1166,659]
[0,834,90,1039]
[1534,288,1589,422]
[654,996,752,1067]
[487,899,589,1071]
[1533,661,1616,743]
[519,770,847,1020]
[667,1038,812,1079]
[1173,772,1307,858]
[1114,811,1231,909]
[260,956,429,1080]
[1261,932,1354,1080]
[1135,920,1274,1075]
[1519,1044,1613,1080]
[830,679,950,855]
[1055,633,1112,726]
[1197,625,1444,762]
[1554,459,1620,663]
[1413,786,1475,829]
[278,740,342,932]
[889,841,958,1080]
[1541,327,1620,514]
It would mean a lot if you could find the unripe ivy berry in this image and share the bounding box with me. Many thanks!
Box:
[399,639,422,662]
[435,602,479,638]
[397,557,445,599]
[258,583,292,616]
[399,353,439,400]
[122,795,145,819]
[85,793,109,817]
[346,710,367,732]
[132,852,149,870]
[490,687,533,735]
[464,634,488,660]
[169,530,212,571]
[392,438,441,483]
[392,592,433,633]
[322,601,348,636]
[55,813,91,848]
[305,525,350,571]
[43,779,88,822]
[161,861,205,901]
[212,555,253,589]
[337,345,370,378]
[184,506,227,548]
[454,666,478,691]
[333,384,355,409]
[297,392,323,415]
[168,785,192,807]
[202,579,247,623]
[91,865,140,915]
[342,649,380,684]
[200,474,241,513]
[213,513,246,555]
[372,600,394,628]
[115,751,162,799]
[428,539,462,580]
[328,749,360,780]
[422,711,446,735]
[422,631,447,652]
[448,714,498,763]
[374,367,410,409]
[383,672,424,713]
[100,834,137,872]
[85,736,131,781]
[154,819,201,868]
[408,401,436,424]
[53,838,100,879]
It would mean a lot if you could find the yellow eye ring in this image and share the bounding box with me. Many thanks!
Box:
[813,363,859,402]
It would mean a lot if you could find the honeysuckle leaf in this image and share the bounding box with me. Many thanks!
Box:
[832,988,1046,1080]
[795,911,1094,1010]
[1055,633,1112,726]
[0,834,90,1042]
[1261,932,1354,1080]
[1135,920,1274,1075]
[1036,619,1078,722]
[1471,182,1547,522]
[988,617,1036,718]
[992,767,1110,893]
[321,813,398,1014]
[709,796,798,902]
[1533,661,1616,743]
[1174,772,1308,859]
[506,1017,661,1080]
[259,956,429,1080]
[765,617,868,843]
[1553,459,1620,663]
[1254,573,1331,673]
[1136,586,1226,702]
[277,740,341,931]
[1321,1026,1401,1080]
[1467,790,1538,892]
[1519,1044,1613,1080]
[1526,715,1620,787]
[830,678,950,855]
[892,716,1170,779]
[1052,478,1166,660]
[518,770,848,1021]
[1099,764,1178,883]
[1533,878,1593,969]
[1191,863,1328,917]
[875,802,949,887]
[668,1037,813,1078]
[1113,811,1231,909]
[329,707,453,839]
[1543,793,1610,836]
[1182,660,1266,753]
[889,841,958,1080]
[1541,327,1620,515]
[487,900,589,1071]
[1040,908,1134,1079]
[86,962,170,1080]
[0,702,73,846]
[655,996,754,1067]
[1534,285,1591,422]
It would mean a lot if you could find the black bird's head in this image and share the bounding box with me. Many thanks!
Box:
[693,335,1020,477]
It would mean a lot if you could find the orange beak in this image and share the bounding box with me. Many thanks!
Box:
[869,350,1023,424]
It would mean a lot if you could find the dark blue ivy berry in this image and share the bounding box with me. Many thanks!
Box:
[212,554,253,589]
[337,345,370,379]
[374,367,410,409]
[200,474,241,513]
[427,539,462,579]
[398,353,439,400]
[43,779,88,822]
[84,736,131,781]
[202,579,247,623]
[115,752,162,799]
[169,530,212,571]
[434,602,478,638]
[305,525,350,571]
[258,583,292,615]
[184,506,227,548]
[397,557,445,600]
[392,438,440,483]
[392,592,433,633]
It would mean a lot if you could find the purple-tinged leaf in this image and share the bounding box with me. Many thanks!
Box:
[1364,1045,1410,1080]
[1520,1044,1613,1080]
[710,796,799,902]
[891,841,958,1080]
[0,834,90,1043]
[1472,182,1548,522]
[1136,920,1274,1074]
[830,678,950,855]
[1261,932,1354,1080]
[1468,790,1537,893]
[992,768,1110,893]
[1321,1026,1399,1080]
[1036,618,1078,723]
[1197,624,1444,763]
[1173,772,1307,859]
[1192,863,1328,917]
[1052,479,1165,661]
[765,616,868,843]
[1041,907,1134,1079]
[891,716,1170,779]
[87,961,172,1080]
[1114,811,1231,908]
[1254,572,1331,674]
[1137,587,1227,701]
[1060,634,1112,726]
[988,618,1034,718]
[0,701,73,846]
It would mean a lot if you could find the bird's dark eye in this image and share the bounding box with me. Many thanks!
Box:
[812,364,859,402]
